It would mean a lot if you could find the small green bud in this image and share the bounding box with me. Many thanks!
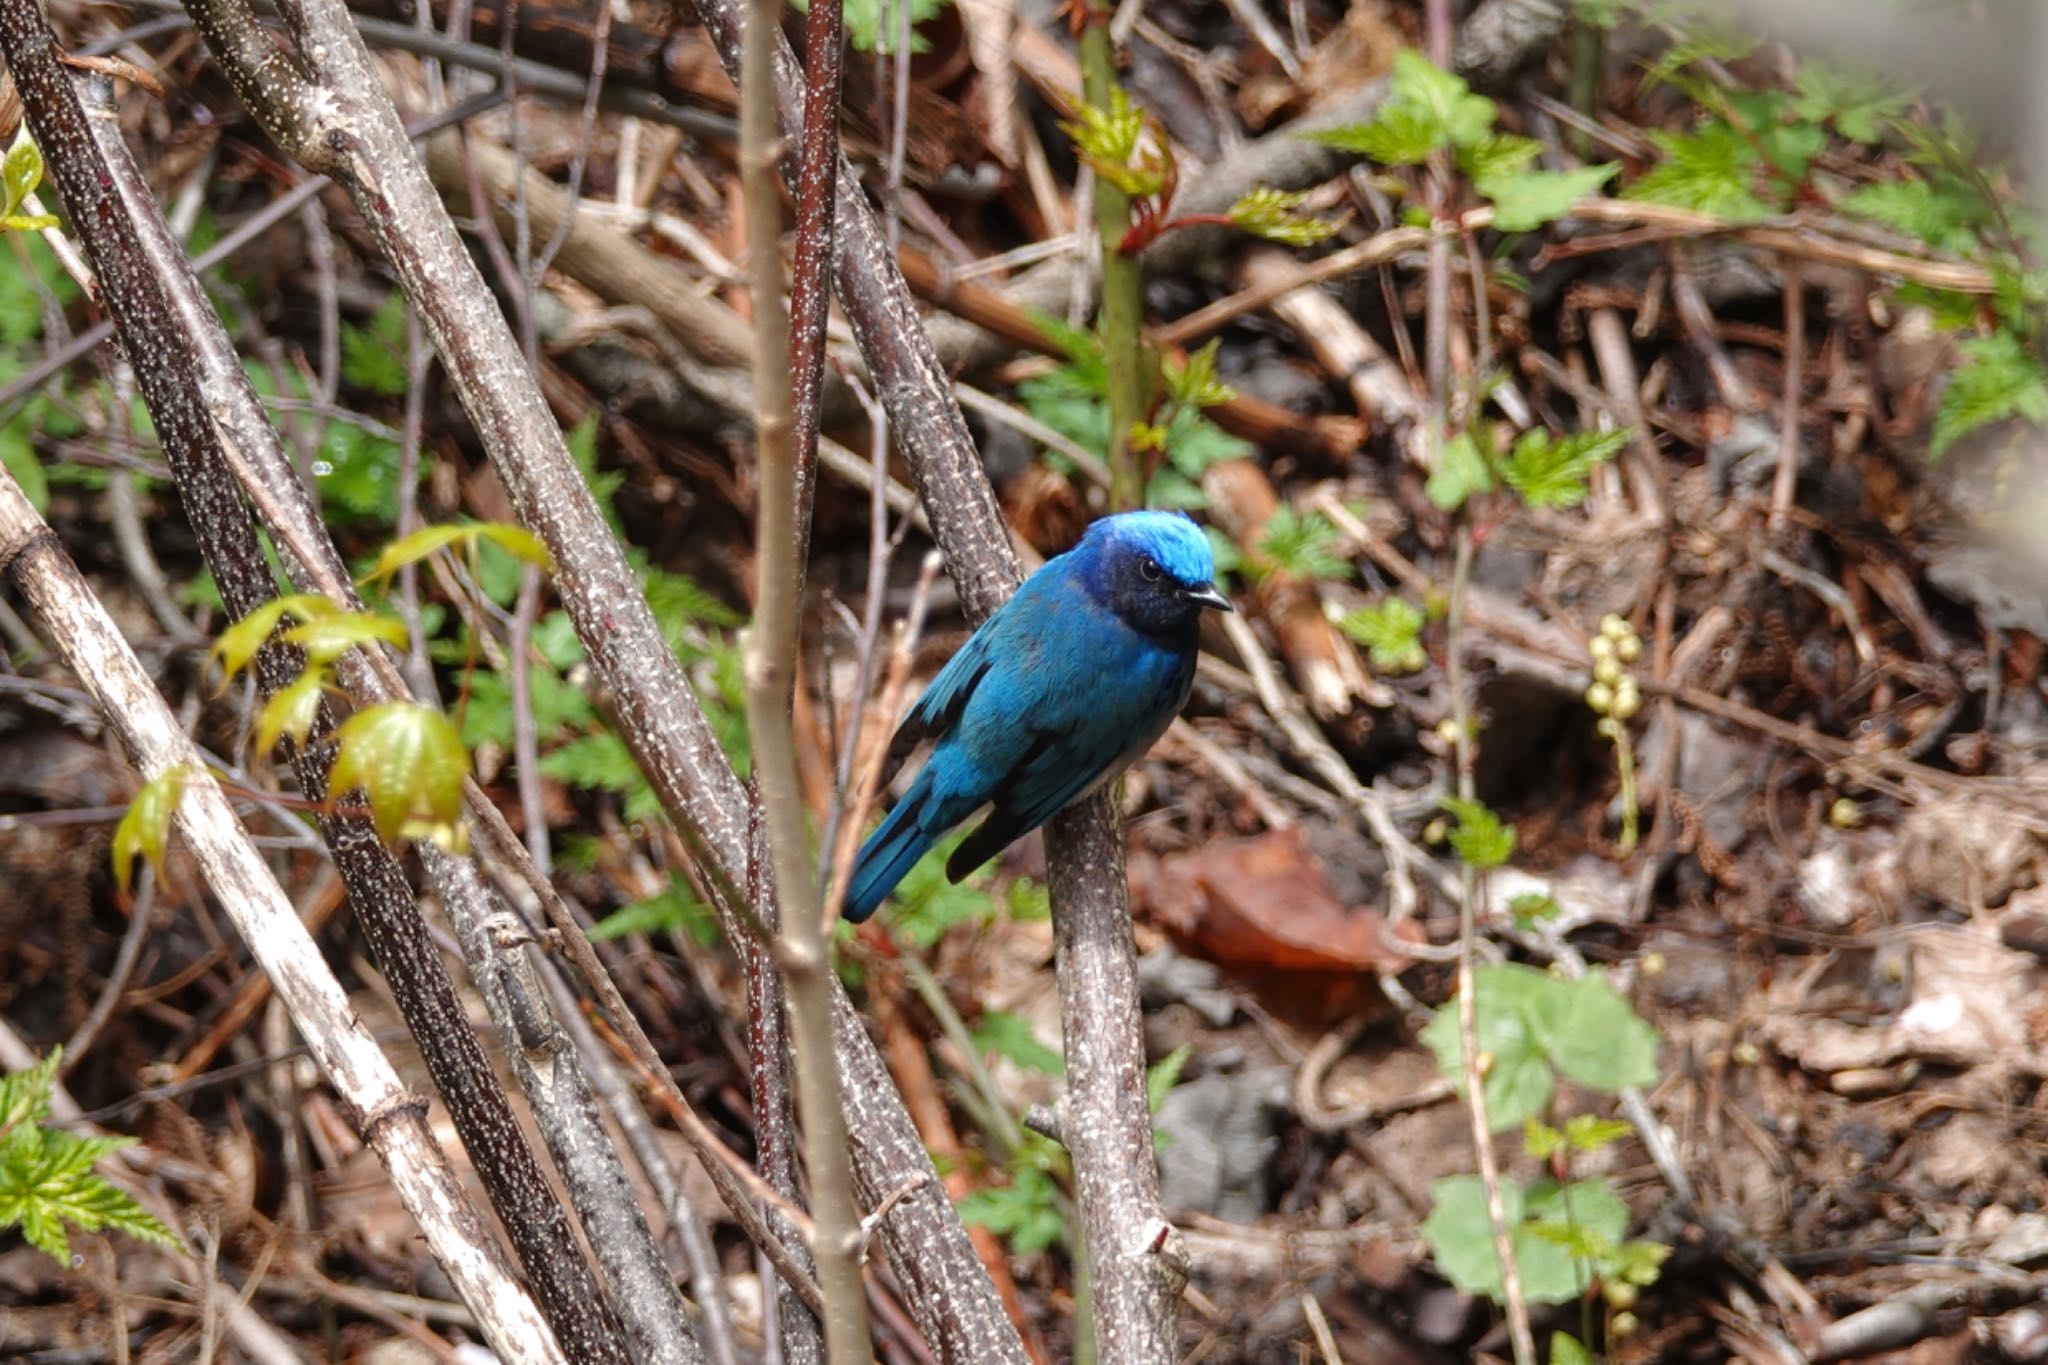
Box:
[1615,633,1642,663]
[1585,681,1614,714]
[1595,716,1622,740]
[1829,797,1860,828]
[1593,656,1624,686]
[1589,634,1616,661]
[1599,612,1630,641]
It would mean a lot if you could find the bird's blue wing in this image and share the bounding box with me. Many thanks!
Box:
[942,630,1194,882]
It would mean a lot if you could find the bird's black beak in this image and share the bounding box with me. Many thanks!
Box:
[1184,582,1233,613]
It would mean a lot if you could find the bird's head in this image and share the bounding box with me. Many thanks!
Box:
[1076,510,1233,636]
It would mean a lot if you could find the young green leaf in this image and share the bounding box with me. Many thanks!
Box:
[1,134,60,233]
[1227,188,1340,247]
[328,702,470,846]
[1439,795,1515,869]
[1422,1174,1631,1305]
[1161,339,1236,411]
[1479,162,1617,233]
[1792,62,1912,145]
[0,1050,180,1263]
[209,594,346,684]
[1146,1044,1193,1112]
[1501,427,1628,508]
[972,1011,1065,1079]
[1256,506,1351,581]
[1062,88,1169,198]
[1339,597,1427,673]
[279,611,410,664]
[340,293,411,398]
[360,521,553,588]
[1625,124,1776,223]
[256,669,333,753]
[1308,50,1496,165]
[1425,431,1497,511]
[1931,332,2048,459]
[110,765,196,893]
[588,884,720,947]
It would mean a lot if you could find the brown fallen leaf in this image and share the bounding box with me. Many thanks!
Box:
[1132,827,1414,974]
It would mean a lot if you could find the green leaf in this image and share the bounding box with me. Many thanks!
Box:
[957,1164,1067,1255]
[1421,963,1660,1129]
[1501,427,1627,508]
[458,664,595,751]
[361,521,553,588]
[1792,61,1912,145]
[255,669,332,753]
[885,830,998,949]
[588,884,719,947]
[1508,891,1563,929]
[1551,1332,1595,1365]
[340,293,411,398]
[1062,87,1169,198]
[1255,506,1350,581]
[328,702,470,845]
[1624,123,1776,223]
[1339,597,1426,673]
[279,611,410,664]
[1307,50,1496,165]
[1227,188,1340,247]
[1838,177,1985,255]
[1422,1174,1631,1305]
[110,766,196,894]
[1161,340,1236,410]
[972,1011,1065,1078]
[1479,162,1617,233]
[1425,431,1496,511]
[793,0,945,53]
[316,422,407,524]
[0,424,47,516]
[2,134,46,223]
[1439,795,1514,869]
[1457,132,1541,185]
[1563,1114,1634,1152]
[1146,1044,1192,1112]
[1931,332,2048,459]
[0,1051,60,1131]
[0,1052,180,1264]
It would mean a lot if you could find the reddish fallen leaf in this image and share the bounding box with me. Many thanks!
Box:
[1132,827,1416,974]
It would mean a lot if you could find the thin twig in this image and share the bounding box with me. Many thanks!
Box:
[738,0,874,1351]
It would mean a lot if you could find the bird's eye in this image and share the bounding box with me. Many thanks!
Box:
[1138,557,1162,582]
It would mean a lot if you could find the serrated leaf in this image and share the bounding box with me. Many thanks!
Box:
[1625,123,1776,222]
[0,1051,60,1130]
[1339,597,1426,673]
[1792,62,1912,145]
[886,830,998,949]
[1227,188,1340,247]
[1440,795,1515,869]
[1162,340,1235,410]
[1458,132,1541,185]
[972,1010,1065,1079]
[1146,1044,1192,1112]
[1307,50,1496,165]
[1255,506,1350,582]
[111,766,196,894]
[328,702,470,845]
[1479,162,1617,232]
[1931,332,2048,459]
[588,885,719,946]
[340,293,410,398]
[1502,427,1627,508]
[1425,431,1496,511]
[1061,87,1169,198]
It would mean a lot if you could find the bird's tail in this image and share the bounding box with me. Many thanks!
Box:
[841,789,933,923]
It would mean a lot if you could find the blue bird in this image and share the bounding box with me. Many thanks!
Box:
[842,510,1232,922]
